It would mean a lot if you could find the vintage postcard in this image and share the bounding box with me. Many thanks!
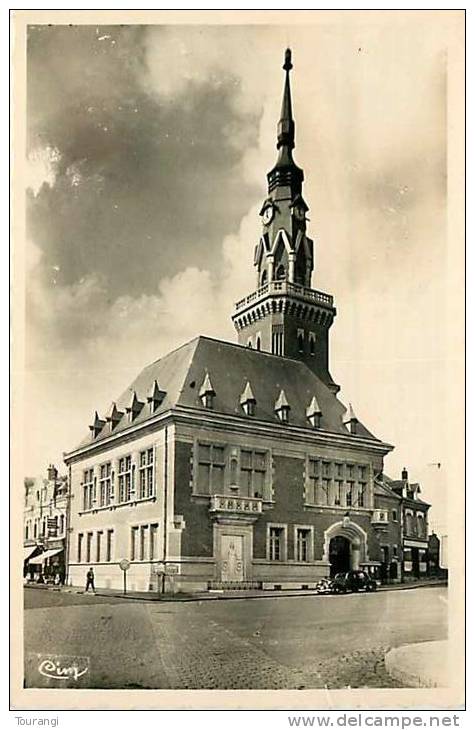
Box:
[10,9,465,711]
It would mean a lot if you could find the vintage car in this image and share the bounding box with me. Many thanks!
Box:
[331,570,377,594]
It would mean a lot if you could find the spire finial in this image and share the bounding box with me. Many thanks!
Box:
[283,48,293,71]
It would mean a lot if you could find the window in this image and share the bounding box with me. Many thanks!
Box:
[256,336,261,351]
[150,523,159,560]
[99,462,112,507]
[131,526,139,561]
[86,532,93,563]
[307,459,320,504]
[77,533,83,562]
[261,270,268,287]
[309,332,316,356]
[334,480,344,506]
[118,455,133,503]
[357,485,365,508]
[417,514,425,538]
[83,468,94,510]
[296,528,311,562]
[106,529,114,562]
[60,515,65,535]
[269,527,285,561]
[346,464,354,479]
[297,329,304,353]
[140,525,148,561]
[392,509,398,522]
[197,443,225,494]
[405,512,413,534]
[241,449,267,497]
[34,521,37,539]
[25,523,29,540]
[139,448,154,499]
[96,531,103,562]
[271,325,284,356]
[345,486,353,507]
[393,545,398,558]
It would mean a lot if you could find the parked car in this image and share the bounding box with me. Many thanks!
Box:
[332,570,377,594]
[316,577,334,594]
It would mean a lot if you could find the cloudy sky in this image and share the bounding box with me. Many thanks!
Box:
[25,16,453,532]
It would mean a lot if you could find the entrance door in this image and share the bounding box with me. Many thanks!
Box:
[411,547,420,578]
[329,536,351,577]
[221,535,244,582]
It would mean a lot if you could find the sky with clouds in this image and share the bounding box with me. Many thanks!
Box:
[25,17,453,531]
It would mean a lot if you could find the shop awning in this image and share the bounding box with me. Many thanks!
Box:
[23,546,38,562]
[28,548,63,564]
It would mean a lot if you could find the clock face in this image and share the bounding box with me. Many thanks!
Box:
[262,205,274,225]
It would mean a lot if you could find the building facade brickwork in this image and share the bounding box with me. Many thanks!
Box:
[64,50,431,593]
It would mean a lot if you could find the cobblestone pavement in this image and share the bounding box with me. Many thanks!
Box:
[24,586,447,689]
[147,604,400,689]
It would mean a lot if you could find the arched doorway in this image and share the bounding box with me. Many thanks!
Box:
[329,536,351,577]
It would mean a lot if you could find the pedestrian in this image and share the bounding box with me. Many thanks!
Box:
[85,566,95,593]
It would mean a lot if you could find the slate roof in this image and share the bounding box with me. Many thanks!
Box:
[73,336,384,451]
[375,473,431,506]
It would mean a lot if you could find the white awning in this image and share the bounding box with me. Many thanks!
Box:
[23,546,38,562]
[28,548,63,564]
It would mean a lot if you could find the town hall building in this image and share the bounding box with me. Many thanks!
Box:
[64,50,430,592]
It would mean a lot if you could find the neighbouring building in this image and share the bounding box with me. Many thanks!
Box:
[64,49,431,593]
[23,464,69,582]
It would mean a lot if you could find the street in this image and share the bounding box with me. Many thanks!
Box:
[24,585,447,690]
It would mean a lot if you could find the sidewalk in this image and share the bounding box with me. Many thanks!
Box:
[26,578,447,603]
[385,640,449,687]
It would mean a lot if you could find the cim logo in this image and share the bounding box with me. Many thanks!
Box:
[26,654,90,688]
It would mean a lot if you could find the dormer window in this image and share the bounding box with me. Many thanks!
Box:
[199,372,216,409]
[240,381,256,417]
[306,395,322,428]
[126,390,144,423]
[275,389,290,423]
[147,380,165,414]
[106,403,123,431]
[89,411,106,439]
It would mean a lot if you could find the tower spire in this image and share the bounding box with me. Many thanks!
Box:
[277,48,295,152]
[267,48,303,194]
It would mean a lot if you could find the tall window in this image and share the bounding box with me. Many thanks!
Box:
[241,450,267,497]
[139,448,154,499]
[130,526,139,561]
[150,523,159,560]
[25,523,29,540]
[139,525,148,561]
[297,330,304,353]
[106,529,114,562]
[118,455,133,503]
[96,531,103,562]
[334,480,344,506]
[296,528,311,562]
[99,462,112,507]
[417,514,425,538]
[346,486,353,507]
[269,527,285,561]
[83,468,94,511]
[77,533,83,562]
[357,486,365,507]
[309,332,316,356]
[86,532,93,563]
[60,514,65,535]
[197,444,225,494]
[307,459,320,504]
[271,325,284,356]
[405,512,413,535]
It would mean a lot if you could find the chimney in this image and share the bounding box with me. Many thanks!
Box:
[47,464,58,481]
[401,467,408,481]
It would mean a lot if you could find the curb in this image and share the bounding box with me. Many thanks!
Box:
[25,580,446,603]
[384,640,448,688]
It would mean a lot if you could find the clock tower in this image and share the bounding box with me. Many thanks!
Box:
[232,49,339,393]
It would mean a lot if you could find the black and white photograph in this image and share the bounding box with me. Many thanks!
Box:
[11,9,465,712]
